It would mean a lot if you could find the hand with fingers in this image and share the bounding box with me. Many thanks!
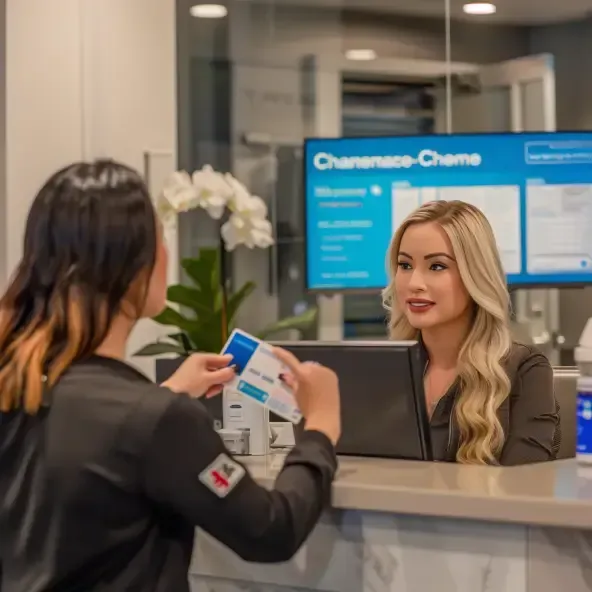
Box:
[274,347,341,446]
[162,353,236,399]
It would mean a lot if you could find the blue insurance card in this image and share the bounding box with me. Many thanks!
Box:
[221,329,302,424]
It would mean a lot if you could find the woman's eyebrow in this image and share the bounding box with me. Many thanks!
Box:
[398,251,456,261]
[425,252,455,261]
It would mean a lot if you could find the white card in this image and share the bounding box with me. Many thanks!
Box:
[221,329,302,424]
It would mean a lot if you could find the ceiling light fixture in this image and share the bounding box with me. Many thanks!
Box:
[189,4,228,18]
[463,2,496,15]
[345,49,377,61]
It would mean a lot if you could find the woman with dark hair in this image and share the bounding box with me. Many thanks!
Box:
[0,160,341,592]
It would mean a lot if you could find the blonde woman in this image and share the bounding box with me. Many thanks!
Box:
[382,200,560,465]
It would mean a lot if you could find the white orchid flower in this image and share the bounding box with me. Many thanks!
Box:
[234,194,268,220]
[221,210,274,251]
[161,171,200,213]
[223,174,257,212]
[191,165,233,220]
[158,166,275,250]
[156,195,176,225]
[223,189,273,250]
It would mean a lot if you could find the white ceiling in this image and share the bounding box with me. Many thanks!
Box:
[253,0,592,25]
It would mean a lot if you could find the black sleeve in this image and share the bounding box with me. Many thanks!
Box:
[142,394,338,563]
[500,354,559,466]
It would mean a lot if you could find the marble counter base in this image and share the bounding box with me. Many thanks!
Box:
[528,527,592,590]
[186,455,592,591]
[189,511,527,592]
[190,512,592,591]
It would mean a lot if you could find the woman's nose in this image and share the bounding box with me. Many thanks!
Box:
[408,269,426,291]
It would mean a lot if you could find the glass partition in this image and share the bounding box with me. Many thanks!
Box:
[176,0,450,339]
[450,2,592,364]
[175,0,592,355]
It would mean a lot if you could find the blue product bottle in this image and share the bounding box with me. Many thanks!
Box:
[577,376,592,464]
[575,319,592,465]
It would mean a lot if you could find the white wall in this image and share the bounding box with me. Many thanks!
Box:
[83,0,177,377]
[5,0,84,282]
[0,0,6,287]
[2,0,177,379]
[81,1,176,171]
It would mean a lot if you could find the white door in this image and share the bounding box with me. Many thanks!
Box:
[436,54,560,363]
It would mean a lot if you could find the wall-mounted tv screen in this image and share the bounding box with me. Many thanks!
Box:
[304,132,592,291]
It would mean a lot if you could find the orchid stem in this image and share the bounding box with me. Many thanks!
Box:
[219,232,229,344]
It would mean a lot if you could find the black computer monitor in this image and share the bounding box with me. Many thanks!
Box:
[270,340,432,461]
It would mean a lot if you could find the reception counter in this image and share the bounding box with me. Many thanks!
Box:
[190,455,592,592]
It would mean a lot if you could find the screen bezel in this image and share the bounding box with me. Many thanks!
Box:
[302,130,592,294]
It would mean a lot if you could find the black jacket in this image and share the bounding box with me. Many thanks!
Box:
[0,356,337,592]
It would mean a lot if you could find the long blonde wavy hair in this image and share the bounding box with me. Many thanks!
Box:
[382,200,512,464]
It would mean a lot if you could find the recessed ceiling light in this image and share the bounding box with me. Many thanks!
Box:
[463,2,496,15]
[345,49,377,61]
[189,4,228,18]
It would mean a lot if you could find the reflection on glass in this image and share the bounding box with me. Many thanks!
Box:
[447,1,592,364]
[177,0,482,339]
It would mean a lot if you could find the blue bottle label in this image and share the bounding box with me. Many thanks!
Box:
[577,391,592,454]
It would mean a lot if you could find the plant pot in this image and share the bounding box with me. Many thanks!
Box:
[155,357,223,428]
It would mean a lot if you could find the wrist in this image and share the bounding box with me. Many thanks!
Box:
[304,417,340,446]
[161,379,182,394]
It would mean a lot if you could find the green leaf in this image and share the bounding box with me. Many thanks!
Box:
[133,341,187,356]
[152,306,195,332]
[188,309,227,353]
[257,307,317,340]
[167,285,212,317]
[227,281,256,325]
[167,332,195,353]
[181,249,220,309]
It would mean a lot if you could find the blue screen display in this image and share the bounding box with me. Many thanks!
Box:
[304,132,592,291]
